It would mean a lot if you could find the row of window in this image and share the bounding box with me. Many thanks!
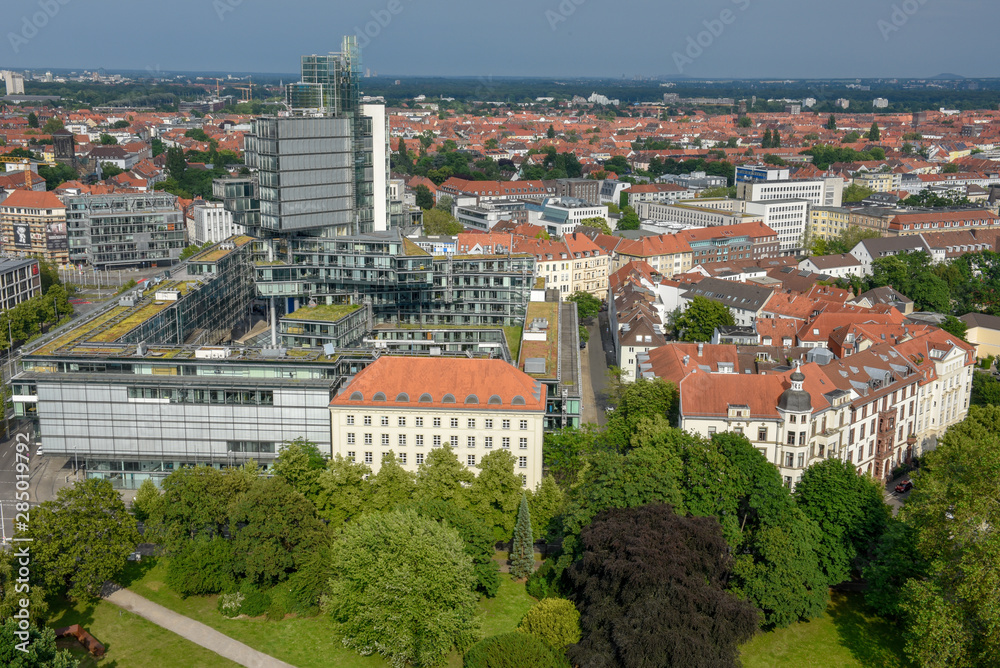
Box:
[346,450,529,469]
[346,415,529,430]
[346,433,529,449]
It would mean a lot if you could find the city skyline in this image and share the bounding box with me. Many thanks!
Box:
[2,0,994,79]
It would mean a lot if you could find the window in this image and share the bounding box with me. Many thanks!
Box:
[708,426,717,435]
[397,416,406,427]
[518,456,527,469]
[364,416,372,426]
[467,436,476,448]
[519,420,528,430]
[347,451,356,462]
[787,432,796,445]
[381,434,389,446]
[415,434,423,447]
[364,433,372,445]
[451,436,459,448]
[502,419,511,430]
[433,435,441,447]
[485,436,493,449]
[433,417,441,428]
[790,414,797,424]
[860,424,866,439]
[398,434,407,447]
[346,415,354,425]
[785,453,794,467]
[519,437,528,449]
[364,451,373,464]
[758,427,768,441]
[416,453,424,465]
[520,474,527,486]
[502,437,510,449]
[467,455,476,466]
[381,416,389,426]
[485,418,493,429]
[347,433,355,445]
[798,432,806,446]
[797,453,804,468]
[450,418,459,428]
[415,417,424,427]
[399,452,407,465]
[467,418,476,429]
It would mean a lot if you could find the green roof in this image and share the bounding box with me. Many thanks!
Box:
[285,303,362,322]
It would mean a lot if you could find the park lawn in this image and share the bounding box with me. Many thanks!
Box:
[47,594,239,668]
[124,558,536,668]
[740,592,911,668]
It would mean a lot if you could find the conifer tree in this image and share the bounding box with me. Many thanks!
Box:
[762,129,772,148]
[510,494,534,580]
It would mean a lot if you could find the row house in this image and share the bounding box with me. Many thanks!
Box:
[513,233,609,299]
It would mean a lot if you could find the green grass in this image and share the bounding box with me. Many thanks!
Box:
[47,593,239,668]
[503,326,523,361]
[740,592,911,668]
[122,558,536,668]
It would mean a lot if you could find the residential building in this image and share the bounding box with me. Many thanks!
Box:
[959,312,1000,359]
[625,183,695,208]
[2,71,25,95]
[850,236,932,276]
[680,277,775,327]
[854,171,901,193]
[612,233,693,276]
[62,191,183,269]
[454,200,526,232]
[636,199,761,229]
[798,253,864,279]
[513,233,609,298]
[329,357,545,488]
[437,178,553,204]
[809,206,854,241]
[529,197,609,237]
[738,177,844,208]
[553,178,601,205]
[191,201,244,245]
[0,190,69,264]
[744,199,811,253]
[0,258,41,312]
[599,179,629,205]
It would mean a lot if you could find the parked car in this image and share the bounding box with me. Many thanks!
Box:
[894,480,913,493]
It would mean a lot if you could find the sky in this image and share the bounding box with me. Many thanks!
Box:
[1,0,994,79]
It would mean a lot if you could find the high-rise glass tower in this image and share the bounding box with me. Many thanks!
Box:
[222,36,388,238]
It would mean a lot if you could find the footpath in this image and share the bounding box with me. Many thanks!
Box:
[101,583,297,668]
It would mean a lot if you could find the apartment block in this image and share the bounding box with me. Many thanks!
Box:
[0,258,41,312]
[0,190,69,265]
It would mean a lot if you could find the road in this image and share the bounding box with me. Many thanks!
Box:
[582,312,616,426]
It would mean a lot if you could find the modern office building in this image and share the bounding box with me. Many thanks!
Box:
[329,356,546,488]
[0,258,41,312]
[62,191,184,269]
[233,36,389,237]
[191,201,243,245]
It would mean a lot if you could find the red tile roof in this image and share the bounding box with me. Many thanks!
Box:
[0,189,65,209]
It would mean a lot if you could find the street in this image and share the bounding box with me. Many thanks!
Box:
[579,312,615,426]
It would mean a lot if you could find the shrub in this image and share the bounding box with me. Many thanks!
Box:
[517,598,581,649]
[463,633,567,668]
[218,591,244,618]
[267,601,286,621]
[474,561,501,599]
[239,583,272,618]
[526,560,557,599]
[165,536,235,597]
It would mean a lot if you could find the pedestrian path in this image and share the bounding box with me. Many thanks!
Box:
[101,583,296,668]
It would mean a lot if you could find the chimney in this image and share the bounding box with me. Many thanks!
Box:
[697,342,704,357]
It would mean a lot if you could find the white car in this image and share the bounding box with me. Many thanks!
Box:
[35,445,44,456]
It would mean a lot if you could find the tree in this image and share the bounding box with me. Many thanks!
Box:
[970,371,1000,407]
[36,163,76,191]
[843,183,875,203]
[98,133,117,145]
[0,549,48,626]
[0,619,77,668]
[184,128,210,142]
[463,633,565,668]
[772,130,781,148]
[368,451,415,512]
[415,500,500,597]
[414,184,435,210]
[228,476,330,586]
[325,509,480,667]
[868,122,881,142]
[23,479,139,600]
[413,445,473,507]
[510,494,534,580]
[112,119,131,129]
[41,117,63,134]
[422,207,464,235]
[148,465,253,552]
[826,114,837,130]
[27,112,39,128]
[604,380,680,450]
[468,450,522,541]
[436,194,455,212]
[272,437,327,499]
[99,161,124,178]
[518,597,581,649]
[542,425,604,488]
[738,116,752,128]
[939,315,968,341]
[527,475,565,539]
[566,504,758,668]
[793,459,890,585]
[165,146,187,181]
[165,535,235,597]
[312,454,372,524]
[617,207,640,231]
[579,216,612,235]
[672,295,735,342]
[941,163,960,174]
[566,291,601,321]
[547,125,556,139]
[131,477,161,522]
[762,129,773,148]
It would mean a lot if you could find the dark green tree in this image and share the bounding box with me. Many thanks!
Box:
[272,437,327,500]
[510,494,534,580]
[98,133,117,145]
[938,315,968,341]
[367,451,415,512]
[414,184,435,210]
[546,124,556,139]
[0,619,77,668]
[826,114,837,130]
[413,444,473,507]
[672,295,735,342]
[463,633,565,668]
[468,450,522,541]
[869,122,881,142]
[312,454,372,524]
[772,130,781,148]
[566,290,601,320]
[566,504,758,668]
[165,146,187,181]
[27,112,39,128]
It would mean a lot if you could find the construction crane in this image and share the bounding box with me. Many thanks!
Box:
[210,77,223,98]
[0,155,57,167]
[234,76,254,103]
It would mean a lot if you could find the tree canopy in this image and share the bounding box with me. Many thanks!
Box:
[672,295,735,342]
